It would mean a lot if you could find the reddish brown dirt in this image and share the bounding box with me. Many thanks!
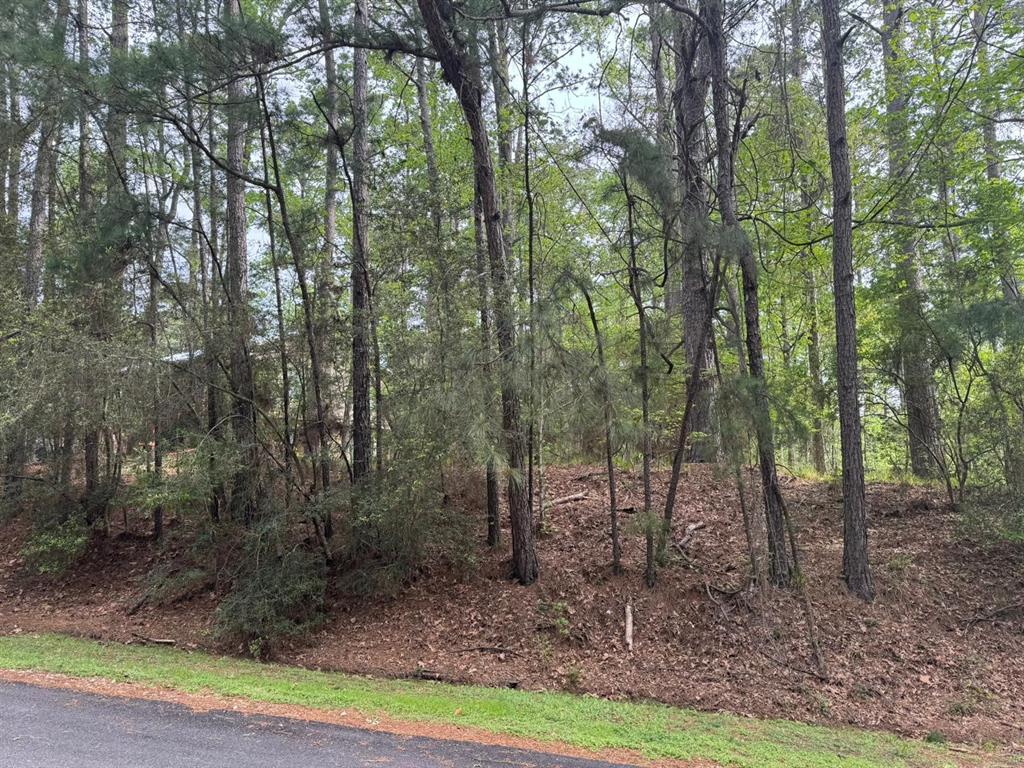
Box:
[1,465,1022,749]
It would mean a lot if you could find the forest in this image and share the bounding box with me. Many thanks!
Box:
[0,0,1022,750]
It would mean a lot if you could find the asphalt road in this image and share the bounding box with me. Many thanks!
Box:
[0,681,634,767]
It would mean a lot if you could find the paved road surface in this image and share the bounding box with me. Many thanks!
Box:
[0,681,634,767]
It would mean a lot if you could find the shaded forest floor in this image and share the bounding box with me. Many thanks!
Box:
[1,465,1022,748]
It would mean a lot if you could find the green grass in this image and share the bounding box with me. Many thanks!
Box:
[0,633,991,768]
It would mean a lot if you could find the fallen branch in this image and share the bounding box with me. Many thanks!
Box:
[624,598,634,652]
[453,646,523,657]
[962,602,1024,630]
[677,521,706,550]
[756,647,829,682]
[549,492,590,506]
[130,632,176,646]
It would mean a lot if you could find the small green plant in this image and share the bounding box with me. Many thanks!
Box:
[20,517,90,576]
[565,665,584,689]
[925,731,948,745]
[948,699,976,718]
[537,600,572,641]
[887,553,914,574]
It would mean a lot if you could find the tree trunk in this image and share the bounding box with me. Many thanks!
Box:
[521,20,540,532]
[418,0,538,584]
[202,0,225,523]
[821,0,873,601]
[706,0,792,587]
[148,247,163,541]
[623,187,654,589]
[224,0,259,524]
[350,0,373,483]
[972,6,1019,301]
[0,72,8,219]
[77,0,91,225]
[672,11,715,462]
[581,281,620,571]
[24,124,57,307]
[315,0,339,458]
[258,81,332,524]
[880,0,942,479]
[786,0,828,475]
[23,0,70,306]
[473,193,502,547]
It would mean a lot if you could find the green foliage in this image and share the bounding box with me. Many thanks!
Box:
[20,516,90,576]
[214,517,326,658]
[594,126,675,212]
[537,600,572,641]
[957,489,1024,546]
[337,459,477,598]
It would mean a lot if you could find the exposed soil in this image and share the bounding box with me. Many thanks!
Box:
[1,465,1022,750]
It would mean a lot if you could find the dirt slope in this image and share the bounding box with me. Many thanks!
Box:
[1,465,1021,746]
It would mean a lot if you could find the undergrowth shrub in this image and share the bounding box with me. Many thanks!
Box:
[21,515,90,576]
[140,564,212,607]
[336,459,477,598]
[958,488,1024,545]
[214,514,326,658]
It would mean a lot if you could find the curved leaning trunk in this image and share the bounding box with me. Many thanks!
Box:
[417,0,538,584]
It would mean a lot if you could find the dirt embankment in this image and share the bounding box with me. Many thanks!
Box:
[1,465,1022,746]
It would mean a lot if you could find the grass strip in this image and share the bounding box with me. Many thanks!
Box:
[0,633,980,768]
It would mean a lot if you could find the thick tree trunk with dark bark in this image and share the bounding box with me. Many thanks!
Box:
[672,12,715,462]
[418,0,538,584]
[821,0,873,601]
[224,0,259,524]
[350,0,373,484]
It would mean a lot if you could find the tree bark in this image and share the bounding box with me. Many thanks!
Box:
[706,0,792,587]
[821,0,873,601]
[672,11,716,462]
[473,193,502,547]
[350,0,373,483]
[622,186,654,589]
[224,0,259,524]
[418,0,538,584]
[581,282,620,571]
[880,0,942,479]
[315,0,339,460]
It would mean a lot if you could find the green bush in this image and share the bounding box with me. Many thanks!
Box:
[336,462,476,598]
[20,516,91,576]
[958,488,1024,545]
[214,522,326,658]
